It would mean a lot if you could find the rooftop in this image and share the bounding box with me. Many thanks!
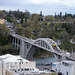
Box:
[0,54,29,63]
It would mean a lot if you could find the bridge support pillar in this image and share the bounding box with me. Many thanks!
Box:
[12,37,15,46]
[20,40,25,58]
[16,39,20,49]
[15,38,17,48]
[19,39,36,60]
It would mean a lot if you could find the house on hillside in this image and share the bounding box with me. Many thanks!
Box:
[0,19,5,24]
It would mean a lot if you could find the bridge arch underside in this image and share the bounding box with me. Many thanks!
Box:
[26,45,52,59]
[26,38,62,61]
[26,45,63,61]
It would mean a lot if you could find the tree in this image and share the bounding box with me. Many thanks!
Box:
[15,24,24,35]
[51,72,56,75]
[72,35,75,41]
[7,10,12,17]
[0,11,6,18]
[61,23,72,33]
[24,10,30,21]
[29,14,40,21]
[12,19,18,27]
[24,27,32,38]
[0,24,10,45]
[20,18,23,24]
[71,24,75,35]
[0,24,9,35]
[65,16,73,23]
[22,21,30,28]
[45,23,55,38]
[44,15,55,22]
[58,31,69,42]
[7,17,12,22]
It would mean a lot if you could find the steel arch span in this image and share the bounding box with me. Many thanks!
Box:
[26,38,62,60]
[10,33,74,61]
[34,38,61,52]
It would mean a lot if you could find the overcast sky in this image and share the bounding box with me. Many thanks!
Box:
[0,0,75,15]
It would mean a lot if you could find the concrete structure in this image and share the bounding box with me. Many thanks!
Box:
[0,54,36,75]
[0,19,5,24]
[52,61,75,75]
[9,33,75,61]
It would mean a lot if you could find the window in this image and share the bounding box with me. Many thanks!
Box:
[56,69,57,71]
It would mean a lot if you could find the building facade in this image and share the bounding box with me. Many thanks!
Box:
[0,54,36,75]
[0,19,5,24]
[6,69,56,75]
[52,61,75,75]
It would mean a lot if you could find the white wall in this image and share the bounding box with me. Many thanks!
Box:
[52,62,74,75]
[0,61,36,75]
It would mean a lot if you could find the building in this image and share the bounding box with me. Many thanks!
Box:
[0,54,57,75]
[0,54,58,75]
[0,19,5,24]
[6,68,55,75]
[0,54,36,75]
[52,60,75,75]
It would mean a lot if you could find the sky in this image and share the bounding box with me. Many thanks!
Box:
[0,0,75,15]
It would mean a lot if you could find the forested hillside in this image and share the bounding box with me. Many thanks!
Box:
[0,10,75,57]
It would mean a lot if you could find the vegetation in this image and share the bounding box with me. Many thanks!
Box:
[0,24,19,55]
[0,10,75,57]
[51,72,57,75]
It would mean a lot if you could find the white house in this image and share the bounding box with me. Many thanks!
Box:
[0,54,36,75]
[52,60,75,75]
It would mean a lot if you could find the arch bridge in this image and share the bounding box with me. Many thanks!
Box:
[10,33,75,61]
